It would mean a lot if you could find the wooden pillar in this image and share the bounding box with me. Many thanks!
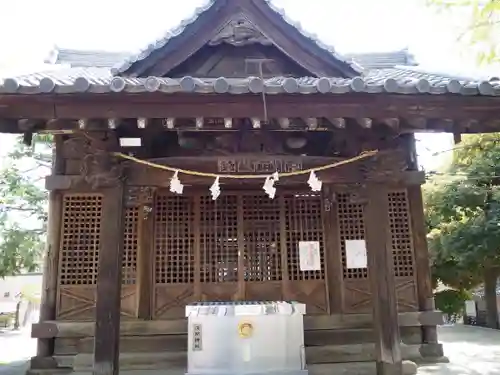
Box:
[408,186,438,344]
[93,184,126,375]
[36,135,64,360]
[130,187,155,320]
[365,185,402,375]
[323,186,343,313]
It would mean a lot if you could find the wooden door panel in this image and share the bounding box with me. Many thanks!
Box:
[286,280,328,314]
[152,190,330,315]
[200,283,239,301]
[246,281,282,301]
[153,284,196,319]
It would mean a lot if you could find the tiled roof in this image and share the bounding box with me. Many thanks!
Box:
[1,66,499,96]
[344,49,417,70]
[48,48,130,68]
[47,47,417,71]
[111,0,361,75]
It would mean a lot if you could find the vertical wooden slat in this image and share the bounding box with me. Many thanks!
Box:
[408,186,438,344]
[37,135,65,359]
[237,195,245,299]
[137,201,153,320]
[365,185,402,375]
[323,186,342,314]
[193,195,201,300]
[279,195,290,299]
[93,185,125,375]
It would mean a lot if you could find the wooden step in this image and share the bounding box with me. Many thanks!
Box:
[71,343,439,371]
[69,362,418,375]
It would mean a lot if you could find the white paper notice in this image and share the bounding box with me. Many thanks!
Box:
[345,240,368,269]
[465,300,477,317]
[299,241,321,271]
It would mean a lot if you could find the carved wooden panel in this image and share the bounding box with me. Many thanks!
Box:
[57,194,138,320]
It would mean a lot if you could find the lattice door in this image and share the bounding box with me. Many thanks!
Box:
[152,190,330,317]
[337,190,418,314]
[57,194,138,320]
[242,194,282,301]
[153,194,196,318]
[283,193,328,314]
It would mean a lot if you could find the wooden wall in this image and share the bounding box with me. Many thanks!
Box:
[54,187,417,321]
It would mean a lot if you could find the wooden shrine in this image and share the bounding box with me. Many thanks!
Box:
[2,0,500,374]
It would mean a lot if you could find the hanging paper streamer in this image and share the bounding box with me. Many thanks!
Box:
[263,176,277,199]
[262,171,279,199]
[210,176,221,200]
[170,170,184,195]
[307,170,322,192]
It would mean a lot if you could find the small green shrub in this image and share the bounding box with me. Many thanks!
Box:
[434,289,472,322]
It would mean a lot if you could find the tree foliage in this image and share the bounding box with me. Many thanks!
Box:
[425,133,500,328]
[0,135,51,277]
[428,0,500,63]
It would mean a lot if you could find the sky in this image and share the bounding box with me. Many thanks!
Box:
[0,0,497,170]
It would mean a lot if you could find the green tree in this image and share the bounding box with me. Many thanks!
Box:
[428,0,500,63]
[0,135,51,277]
[425,133,500,329]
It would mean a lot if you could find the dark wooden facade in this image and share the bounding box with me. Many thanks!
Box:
[4,0,500,374]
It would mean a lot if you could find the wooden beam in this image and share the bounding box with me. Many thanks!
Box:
[35,136,64,362]
[30,311,443,339]
[93,185,126,375]
[407,186,439,347]
[45,170,425,191]
[135,189,155,320]
[3,94,500,128]
[365,185,402,374]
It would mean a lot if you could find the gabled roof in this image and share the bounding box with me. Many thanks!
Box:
[111,0,361,78]
[2,65,499,96]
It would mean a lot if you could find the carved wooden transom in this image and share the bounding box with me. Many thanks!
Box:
[209,13,271,47]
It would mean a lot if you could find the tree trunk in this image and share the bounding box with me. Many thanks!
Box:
[484,267,499,329]
[13,301,21,330]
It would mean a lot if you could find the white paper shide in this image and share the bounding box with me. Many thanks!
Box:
[299,241,321,271]
[345,239,368,269]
